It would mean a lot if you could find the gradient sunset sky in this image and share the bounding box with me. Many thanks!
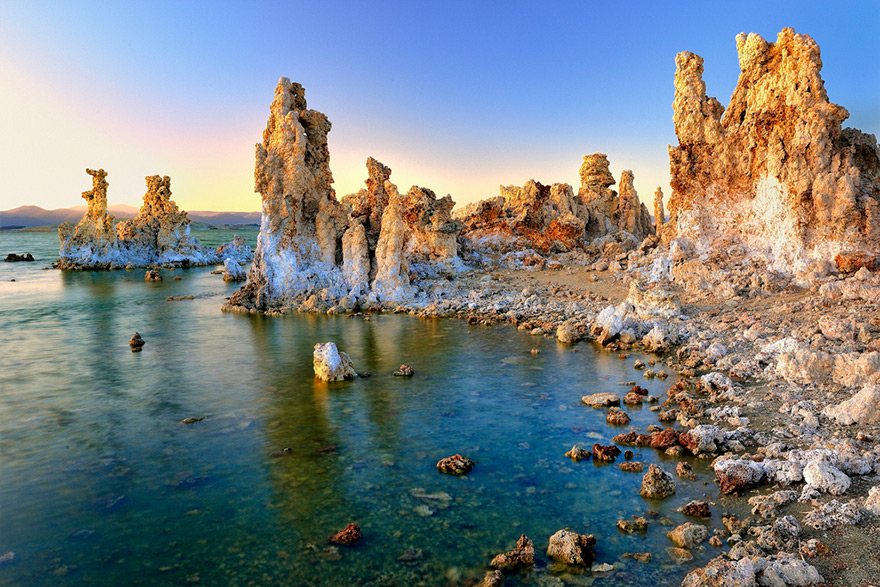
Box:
[1,1,878,213]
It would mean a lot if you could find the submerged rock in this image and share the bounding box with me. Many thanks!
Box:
[313,342,356,381]
[667,522,709,548]
[582,392,620,407]
[392,364,415,377]
[328,523,361,545]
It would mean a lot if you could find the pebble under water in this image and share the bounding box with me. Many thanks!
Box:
[0,231,739,586]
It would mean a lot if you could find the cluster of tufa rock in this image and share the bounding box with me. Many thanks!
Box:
[224,79,464,313]
[664,27,880,277]
[454,153,655,256]
[57,168,252,270]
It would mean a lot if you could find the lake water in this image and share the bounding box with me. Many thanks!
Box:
[0,231,733,586]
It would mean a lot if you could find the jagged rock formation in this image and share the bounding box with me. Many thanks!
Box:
[666,28,880,275]
[58,168,118,262]
[114,175,204,263]
[617,170,653,238]
[226,78,463,313]
[654,187,666,232]
[455,154,654,255]
[58,169,252,269]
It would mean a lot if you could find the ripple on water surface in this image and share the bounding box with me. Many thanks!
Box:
[0,231,738,586]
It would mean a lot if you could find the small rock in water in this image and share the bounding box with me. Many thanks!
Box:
[181,416,205,424]
[129,332,145,351]
[619,461,644,472]
[547,528,596,566]
[313,342,356,381]
[0,551,14,564]
[477,570,504,587]
[166,295,194,301]
[676,461,697,480]
[489,534,534,571]
[665,546,693,564]
[414,505,434,517]
[606,408,631,425]
[530,348,540,354]
[173,275,182,281]
[144,269,162,281]
[329,523,361,545]
[565,445,591,461]
[437,454,475,475]
[681,500,711,518]
[5,253,35,262]
[592,562,614,572]
[617,516,648,533]
[640,464,676,498]
[592,443,621,462]
[393,364,415,377]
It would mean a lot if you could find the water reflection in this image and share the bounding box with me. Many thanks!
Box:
[0,233,743,586]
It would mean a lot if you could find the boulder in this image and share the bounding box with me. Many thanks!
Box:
[822,385,880,425]
[313,342,356,381]
[546,529,596,566]
[667,523,709,548]
[714,458,765,494]
[640,464,676,498]
[556,323,581,344]
[803,460,851,495]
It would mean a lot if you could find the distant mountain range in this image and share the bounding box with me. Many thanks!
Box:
[0,205,261,228]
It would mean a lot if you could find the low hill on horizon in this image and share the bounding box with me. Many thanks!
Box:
[1,205,261,228]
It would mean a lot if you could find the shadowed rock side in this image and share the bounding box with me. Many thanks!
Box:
[665,27,880,276]
[454,153,655,257]
[225,77,464,314]
[58,170,252,269]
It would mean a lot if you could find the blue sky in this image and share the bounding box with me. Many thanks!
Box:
[1,0,878,211]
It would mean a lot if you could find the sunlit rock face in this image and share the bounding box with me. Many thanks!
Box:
[654,187,666,233]
[617,170,653,240]
[115,175,205,263]
[58,170,248,269]
[666,28,880,275]
[58,168,118,263]
[227,78,463,312]
[455,154,656,253]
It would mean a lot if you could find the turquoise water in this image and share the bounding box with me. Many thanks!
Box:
[0,231,732,586]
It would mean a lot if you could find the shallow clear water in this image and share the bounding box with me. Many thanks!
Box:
[0,231,733,586]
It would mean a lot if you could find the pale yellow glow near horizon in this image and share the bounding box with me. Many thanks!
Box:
[1,56,671,215]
